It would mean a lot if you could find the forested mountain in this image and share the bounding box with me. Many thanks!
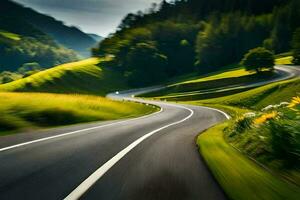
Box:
[0,20,78,71]
[0,0,100,72]
[0,0,97,57]
[94,0,300,86]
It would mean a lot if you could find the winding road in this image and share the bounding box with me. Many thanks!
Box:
[0,65,298,200]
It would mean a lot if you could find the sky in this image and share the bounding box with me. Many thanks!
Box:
[13,0,162,37]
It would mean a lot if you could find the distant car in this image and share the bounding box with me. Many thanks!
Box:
[115,91,119,95]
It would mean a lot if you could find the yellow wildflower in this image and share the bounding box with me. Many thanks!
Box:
[288,96,300,108]
[254,111,278,125]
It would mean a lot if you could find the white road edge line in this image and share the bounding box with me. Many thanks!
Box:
[64,104,194,200]
[202,106,231,120]
[0,108,163,153]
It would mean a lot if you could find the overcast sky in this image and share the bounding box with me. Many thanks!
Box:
[13,0,162,36]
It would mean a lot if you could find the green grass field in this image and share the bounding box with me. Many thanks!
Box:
[0,58,128,96]
[198,122,300,200]
[275,56,293,65]
[143,66,277,100]
[0,92,158,135]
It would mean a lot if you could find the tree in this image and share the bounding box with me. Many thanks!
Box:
[18,62,41,74]
[241,47,274,73]
[1,75,14,84]
[292,28,300,65]
[126,43,168,86]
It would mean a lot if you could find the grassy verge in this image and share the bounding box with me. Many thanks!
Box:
[0,92,158,136]
[197,122,300,200]
[142,64,300,199]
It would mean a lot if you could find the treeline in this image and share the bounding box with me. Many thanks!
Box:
[0,36,78,71]
[94,0,300,86]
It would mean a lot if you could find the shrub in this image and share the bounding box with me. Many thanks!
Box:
[18,62,42,74]
[227,116,253,138]
[1,75,14,84]
[0,116,20,131]
[269,119,300,167]
[241,47,274,73]
[19,108,94,126]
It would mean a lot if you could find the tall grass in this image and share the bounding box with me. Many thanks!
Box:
[224,98,300,184]
[198,122,300,200]
[0,92,157,135]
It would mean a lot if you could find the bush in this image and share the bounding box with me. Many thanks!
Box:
[269,119,300,167]
[241,47,275,73]
[226,116,253,138]
[20,108,93,126]
[1,75,14,84]
[235,117,253,133]
[18,62,41,74]
[0,116,19,131]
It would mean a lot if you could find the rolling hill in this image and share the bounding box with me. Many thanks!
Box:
[0,58,128,96]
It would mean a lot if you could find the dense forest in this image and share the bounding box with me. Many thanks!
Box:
[94,0,300,86]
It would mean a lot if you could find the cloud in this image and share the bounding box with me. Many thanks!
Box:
[13,0,162,36]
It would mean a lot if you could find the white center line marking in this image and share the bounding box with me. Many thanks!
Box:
[64,104,194,200]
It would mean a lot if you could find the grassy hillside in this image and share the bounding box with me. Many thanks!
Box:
[0,92,157,135]
[0,58,128,95]
[143,66,278,100]
[0,71,22,84]
[197,78,300,110]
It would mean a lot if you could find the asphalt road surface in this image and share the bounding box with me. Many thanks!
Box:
[0,65,298,200]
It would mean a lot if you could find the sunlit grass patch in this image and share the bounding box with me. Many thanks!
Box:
[0,92,157,135]
[275,56,293,65]
[142,67,276,100]
[0,58,128,95]
[177,68,253,85]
